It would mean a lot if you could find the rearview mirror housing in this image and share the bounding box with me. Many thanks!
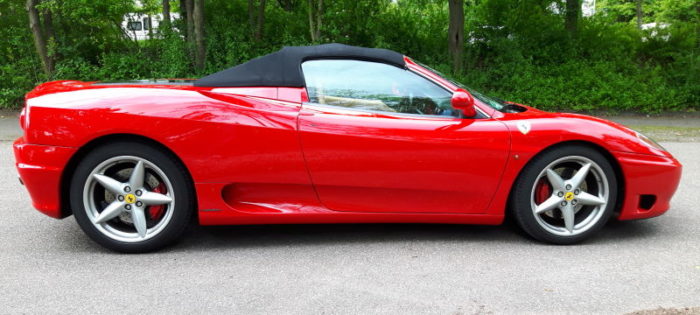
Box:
[451,89,476,117]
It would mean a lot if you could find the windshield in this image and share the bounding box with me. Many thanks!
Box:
[416,62,507,111]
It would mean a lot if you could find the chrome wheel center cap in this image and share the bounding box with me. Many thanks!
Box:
[564,191,575,201]
[124,193,137,204]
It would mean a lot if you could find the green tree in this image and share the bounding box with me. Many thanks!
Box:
[0,0,697,112]
[448,0,464,74]
[26,0,54,76]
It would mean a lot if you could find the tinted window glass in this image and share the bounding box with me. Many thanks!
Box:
[302,59,457,117]
[127,21,142,31]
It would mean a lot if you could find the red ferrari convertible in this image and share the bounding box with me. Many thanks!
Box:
[15,44,682,252]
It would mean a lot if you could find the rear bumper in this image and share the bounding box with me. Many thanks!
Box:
[615,151,682,220]
[14,137,76,219]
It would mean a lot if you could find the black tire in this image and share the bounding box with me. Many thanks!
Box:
[70,141,194,253]
[510,145,618,244]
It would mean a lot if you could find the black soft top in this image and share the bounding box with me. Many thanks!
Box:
[194,43,405,87]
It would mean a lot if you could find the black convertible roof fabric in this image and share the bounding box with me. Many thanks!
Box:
[194,43,405,87]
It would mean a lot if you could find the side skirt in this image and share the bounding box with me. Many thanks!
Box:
[195,182,504,226]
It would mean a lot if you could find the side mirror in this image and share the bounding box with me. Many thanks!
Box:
[451,89,476,117]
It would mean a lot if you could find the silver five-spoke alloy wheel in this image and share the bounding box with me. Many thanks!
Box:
[83,156,175,242]
[530,156,609,236]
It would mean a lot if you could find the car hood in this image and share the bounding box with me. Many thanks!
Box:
[494,104,672,158]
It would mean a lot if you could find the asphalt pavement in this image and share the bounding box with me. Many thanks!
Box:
[0,114,698,314]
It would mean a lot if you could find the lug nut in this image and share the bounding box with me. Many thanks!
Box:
[135,190,142,196]
[565,184,572,190]
[125,204,132,210]
[136,201,143,207]
[560,201,567,206]
[571,200,578,205]
[118,195,124,201]
[557,191,564,197]
[574,189,580,195]
[124,186,131,192]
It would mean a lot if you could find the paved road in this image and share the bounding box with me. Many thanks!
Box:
[0,121,698,313]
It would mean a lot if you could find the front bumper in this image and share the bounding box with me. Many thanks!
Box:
[615,151,682,220]
[14,137,76,218]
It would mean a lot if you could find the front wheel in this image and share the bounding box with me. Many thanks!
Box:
[70,141,194,253]
[511,145,618,244]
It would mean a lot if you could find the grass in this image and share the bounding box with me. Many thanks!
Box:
[628,125,700,142]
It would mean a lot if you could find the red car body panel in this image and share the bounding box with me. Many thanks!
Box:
[14,58,682,226]
[14,139,76,217]
[298,104,510,214]
[484,108,682,220]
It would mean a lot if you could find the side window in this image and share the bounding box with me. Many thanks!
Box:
[127,21,142,31]
[143,17,151,30]
[302,59,457,117]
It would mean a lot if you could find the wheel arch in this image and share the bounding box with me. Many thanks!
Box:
[59,133,196,217]
[506,140,625,218]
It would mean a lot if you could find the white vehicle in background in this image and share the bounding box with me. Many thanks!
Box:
[121,12,180,40]
[548,0,596,17]
[641,22,671,41]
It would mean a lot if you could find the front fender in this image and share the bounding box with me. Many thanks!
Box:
[484,111,676,217]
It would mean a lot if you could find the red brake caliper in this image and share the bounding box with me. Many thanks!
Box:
[148,183,167,220]
[534,178,552,205]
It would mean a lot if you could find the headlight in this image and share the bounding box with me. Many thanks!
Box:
[636,131,666,151]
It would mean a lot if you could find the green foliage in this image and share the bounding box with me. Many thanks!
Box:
[457,59,691,112]
[0,0,698,113]
[0,0,44,107]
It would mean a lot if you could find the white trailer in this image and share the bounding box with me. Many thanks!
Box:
[121,12,181,40]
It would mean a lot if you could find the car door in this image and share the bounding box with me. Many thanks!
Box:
[297,59,510,214]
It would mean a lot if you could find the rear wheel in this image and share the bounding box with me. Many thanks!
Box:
[70,141,193,253]
[511,145,618,244]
